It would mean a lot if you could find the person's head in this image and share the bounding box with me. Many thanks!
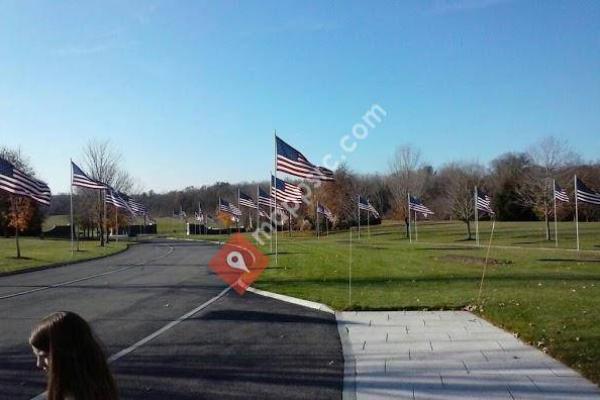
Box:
[29,311,118,400]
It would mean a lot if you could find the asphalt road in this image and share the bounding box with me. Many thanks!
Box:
[0,240,343,400]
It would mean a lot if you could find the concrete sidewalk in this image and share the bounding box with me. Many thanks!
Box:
[337,311,600,400]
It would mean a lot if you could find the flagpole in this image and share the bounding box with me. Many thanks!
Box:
[407,193,412,243]
[357,195,361,239]
[414,210,418,242]
[553,179,558,248]
[103,188,107,247]
[269,176,273,253]
[115,206,119,242]
[256,185,260,234]
[474,186,479,246]
[575,175,580,252]
[316,201,319,239]
[273,130,278,266]
[367,201,370,239]
[69,160,74,255]
[237,188,241,233]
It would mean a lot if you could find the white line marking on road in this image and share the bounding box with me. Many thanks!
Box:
[1,245,173,300]
[30,285,231,400]
[107,286,231,363]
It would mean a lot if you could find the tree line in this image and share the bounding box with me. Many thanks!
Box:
[134,136,600,240]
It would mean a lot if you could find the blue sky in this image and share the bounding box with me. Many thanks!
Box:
[1,0,599,193]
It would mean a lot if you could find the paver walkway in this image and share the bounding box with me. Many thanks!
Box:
[337,311,600,400]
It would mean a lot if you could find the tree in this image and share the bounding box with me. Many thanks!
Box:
[79,140,135,246]
[388,145,428,237]
[517,137,580,240]
[0,146,45,258]
[438,162,485,240]
[489,152,536,221]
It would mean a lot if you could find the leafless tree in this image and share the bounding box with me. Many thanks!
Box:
[388,145,427,237]
[78,140,134,246]
[439,162,485,240]
[517,136,580,240]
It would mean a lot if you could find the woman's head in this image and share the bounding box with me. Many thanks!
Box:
[29,311,118,400]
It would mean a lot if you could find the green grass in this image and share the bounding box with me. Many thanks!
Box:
[0,237,129,274]
[253,220,600,384]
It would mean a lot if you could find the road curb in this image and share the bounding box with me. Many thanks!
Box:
[246,287,335,314]
[0,242,135,278]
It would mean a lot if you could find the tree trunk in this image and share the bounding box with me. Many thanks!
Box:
[466,219,472,240]
[15,226,20,259]
[545,212,551,241]
[405,217,410,238]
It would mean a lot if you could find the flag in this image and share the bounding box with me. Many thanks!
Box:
[71,161,106,190]
[219,198,242,216]
[576,178,600,205]
[358,196,380,218]
[554,182,569,203]
[104,188,129,210]
[239,191,258,209]
[276,136,334,181]
[409,196,434,216]
[476,190,495,215]
[0,157,51,205]
[317,203,334,222]
[127,198,148,216]
[271,175,303,203]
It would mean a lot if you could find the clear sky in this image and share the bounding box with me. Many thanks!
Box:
[1,0,599,194]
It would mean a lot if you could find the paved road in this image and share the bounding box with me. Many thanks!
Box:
[0,240,343,400]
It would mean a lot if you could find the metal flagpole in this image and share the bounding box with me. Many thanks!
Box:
[103,188,108,247]
[553,179,558,248]
[256,185,260,233]
[357,195,361,239]
[237,188,241,233]
[69,160,74,255]
[575,175,580,252]
[273,131,278,266]
[414,210,418,242]
[407,193,412,243]
[474,186,479,247]
[269,176,273,253]
[115,206,118,242]
[316,201,319,239]
[288,210,292,237]
[367,201,370,239]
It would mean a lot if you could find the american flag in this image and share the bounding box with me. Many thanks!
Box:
[127,198,148,216]
[71,161,106,190]
[239,191,258,209]
[358,195,380,218]
[276,136,334,181]
[554,182,569,203]
[409,196,434,216]
[0,157,51,205]
[271,175,303,203]
[219,198,242,216]
[317,203,334,222]
[476,190,495,215]
[105,188,130,211]
[576,178,600,205]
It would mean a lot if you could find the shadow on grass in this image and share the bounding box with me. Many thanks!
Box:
[539,258,600,263]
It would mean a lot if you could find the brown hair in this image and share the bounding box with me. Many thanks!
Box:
[29,311,118,400]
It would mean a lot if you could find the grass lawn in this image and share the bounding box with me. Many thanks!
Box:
[252,220,600,384]
[0,237,129,274]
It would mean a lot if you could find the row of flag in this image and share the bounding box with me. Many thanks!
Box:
[72,161,148,216]
[0,157,51,205]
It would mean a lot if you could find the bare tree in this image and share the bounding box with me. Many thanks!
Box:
[79,140,134,246]
[388,145,427,237]
[439,162,485,240]
[517,137,580,240]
